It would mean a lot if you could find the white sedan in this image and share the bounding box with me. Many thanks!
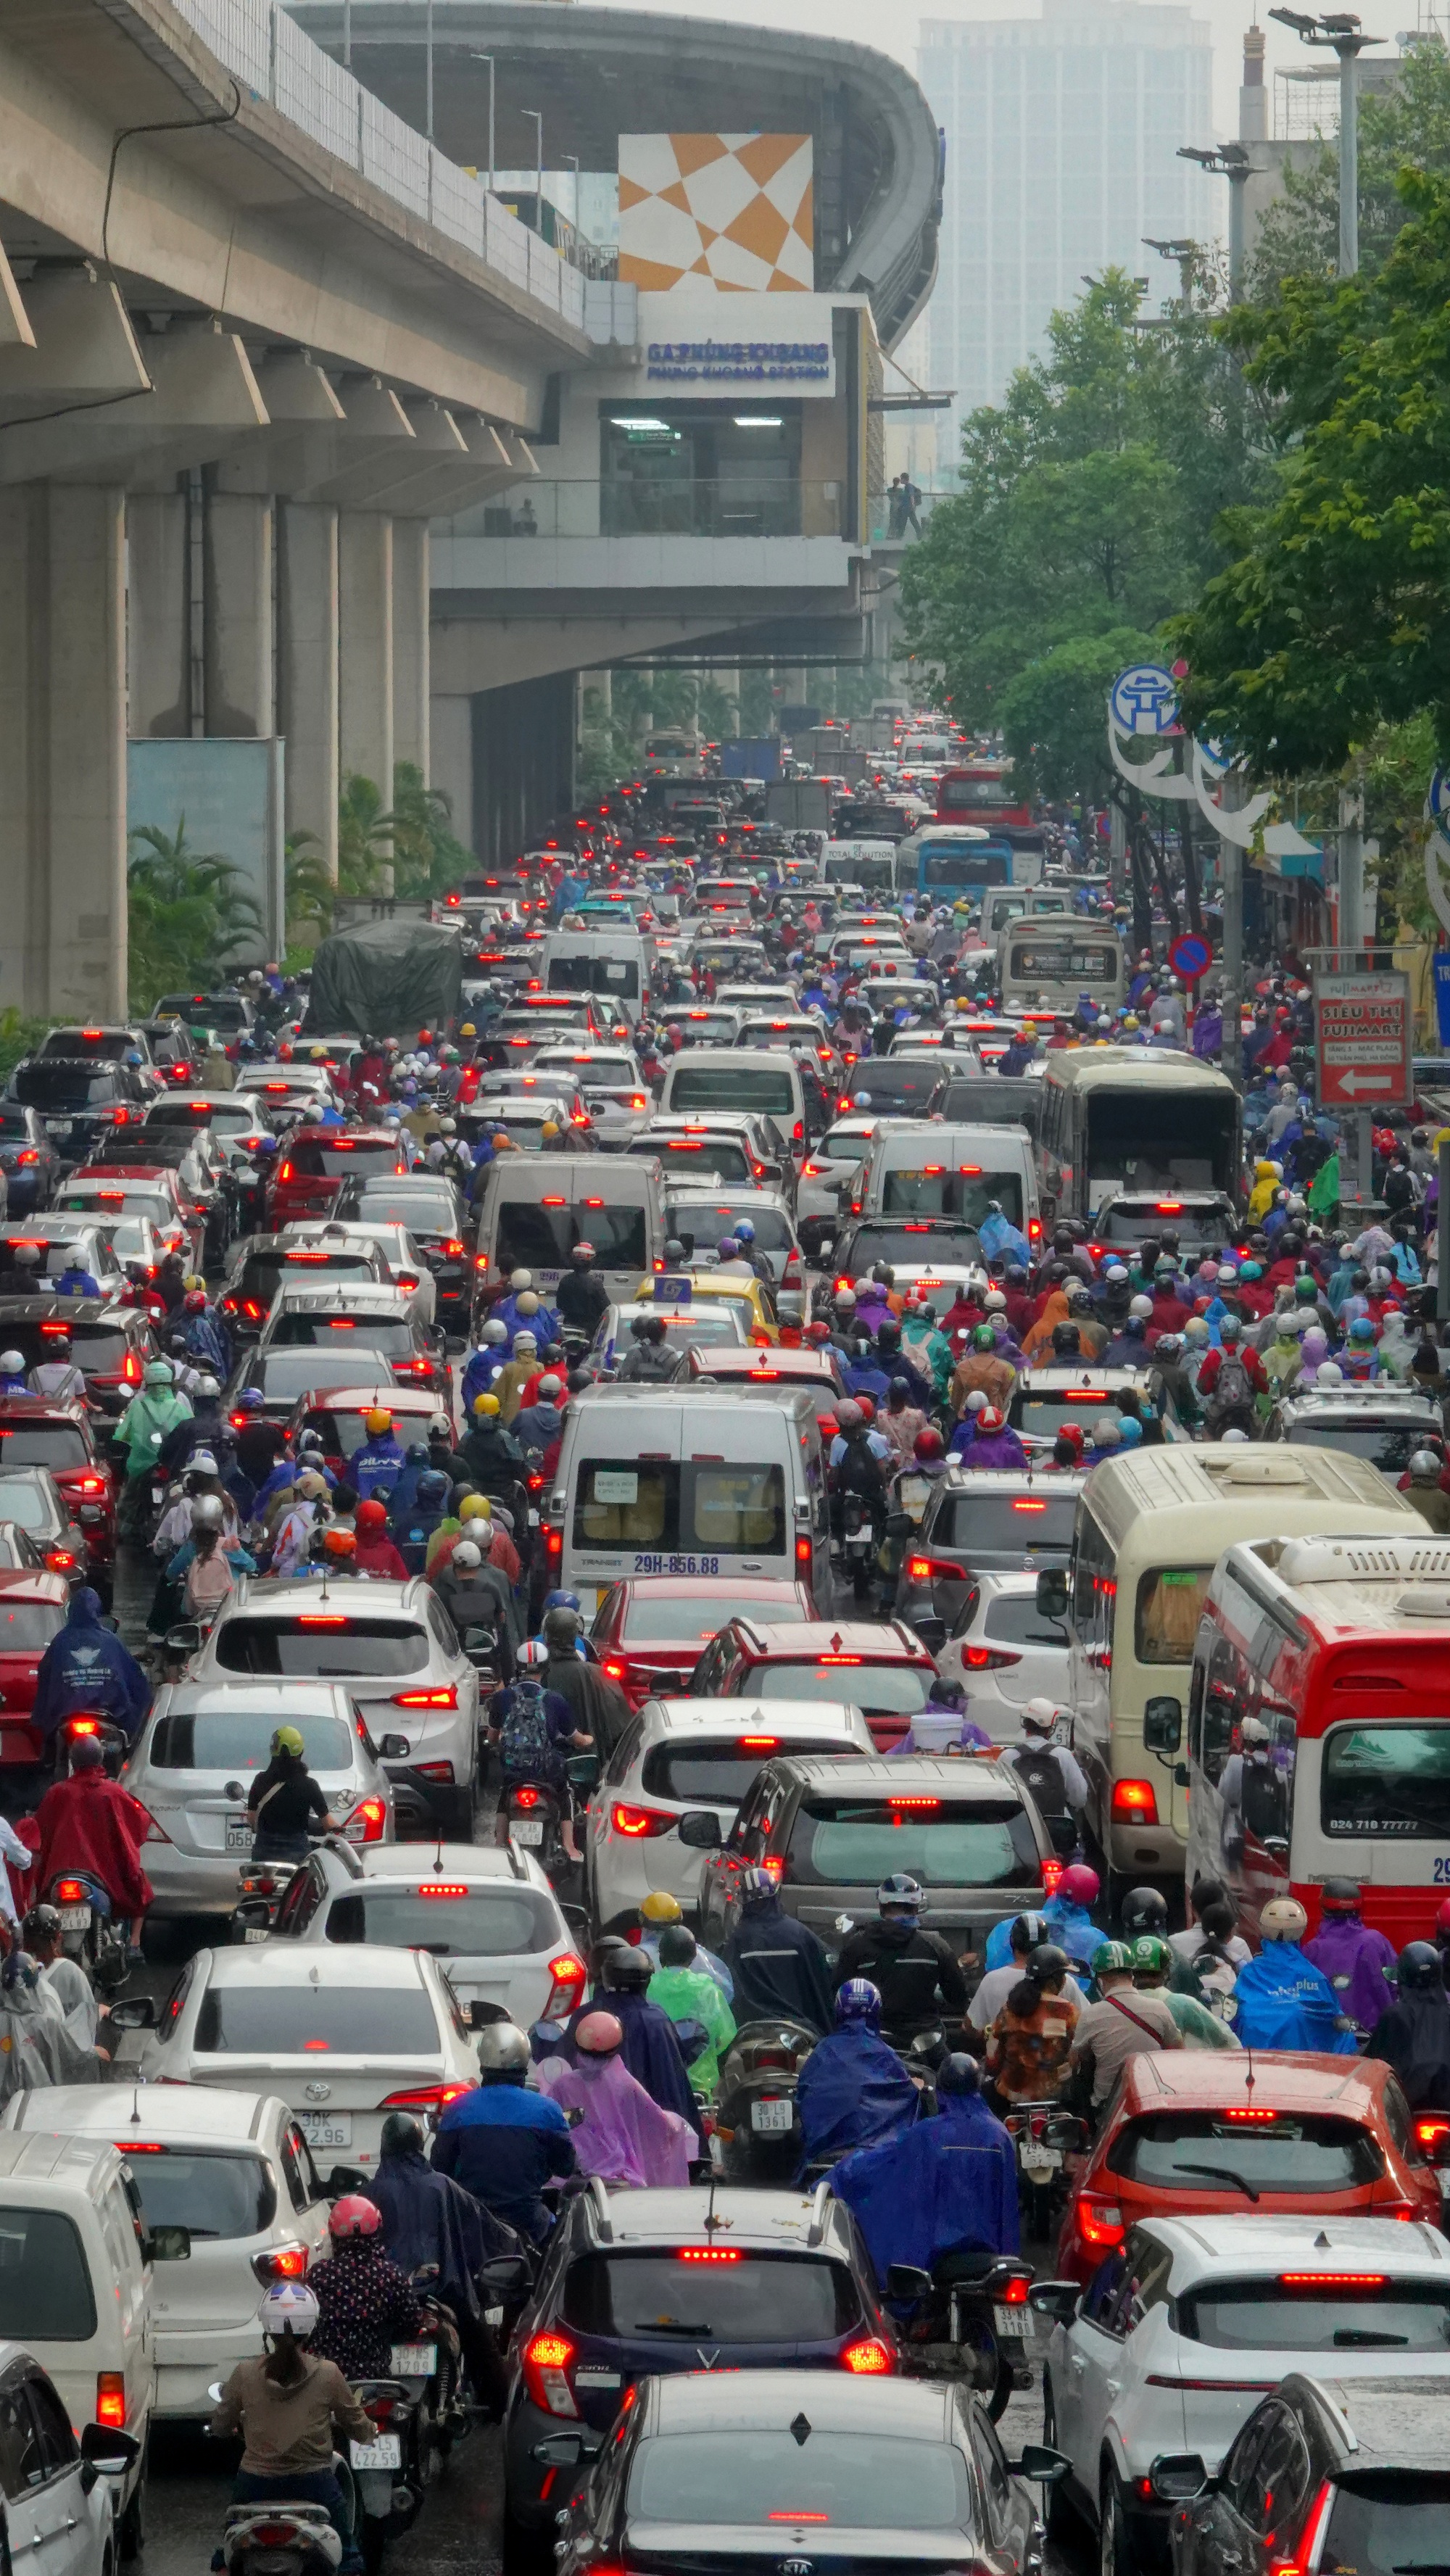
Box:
[109,1943,481,2177]
[935,1570,1071,1739]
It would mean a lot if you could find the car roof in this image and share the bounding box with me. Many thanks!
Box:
[618,1575,807,1600]
[1297,2374,1450,2469]
[270,1282,413,1311]
[771,1752,1024,1797]
[158,1678,357,1717]
[10,2083,278,2143]
[641,1697,871,1737]
[650,2369,951,2437]
[1117,2047,1393,2122]
[0,1395,83,1422]
[587,2185,853,2252]
[940,1467,1087,1494]
[718,1620,930,1662]
[0,2130,125,2192]
[202,1941,431,1991]
[689,1352,829,1382]
[1138,2213,1450,2277]
[220,1577,423,1612]
[287,1125,397,1144]
[0,1569,68,1604]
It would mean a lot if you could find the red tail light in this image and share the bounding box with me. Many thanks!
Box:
[96,2374,126,2430]
[392,1687,457,1709]
[522,2331,579,2418]
[56,1879,88,1901]
[611,1803,675,1838]
[840,2340,893,2374]
[998,2274,1030,2304]
[906,1554,960,1583]
[513,1786,541,1810]
[543,1952,587,2022]
[964,1645,1022,1670]
[1111,1778,1159,1821]
[380,2082,471,2111]
[123,1351,143,1385]
[14,1151,36,1167]
[251,2244,310,2284]
[602,1657,626,1681]
[344,1797,386,1844]
[1076,2195,1124,2248]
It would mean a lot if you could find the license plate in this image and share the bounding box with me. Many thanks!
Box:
[226,1820,251,1852]
[511,1820,544,1847]
[44,1119,70,1138]
[994,2304,1028,2337]
[244,1927,268,1945]
[58,1905,90,1931]
[1020,2145,1060,2175]
[390,2345,435,2377]
[349,2436,401,2471]
[298,2112,352,2148]
[750,2097,794,2134]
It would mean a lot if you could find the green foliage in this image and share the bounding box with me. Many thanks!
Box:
[126,817,262,1014]
[0,1009,52,1086]
[1175,168,1450,778]
[337,775,394,897]
[389,763,471,898]
[284,829,333,945]
[1251,40,1450,291]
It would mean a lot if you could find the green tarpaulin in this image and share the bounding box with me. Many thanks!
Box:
[304,919,463,1038]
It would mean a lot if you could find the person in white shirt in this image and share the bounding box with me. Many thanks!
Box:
[1168,1876,1252,1972]
[22,1905,107,2074]
[26,1332,88,1407]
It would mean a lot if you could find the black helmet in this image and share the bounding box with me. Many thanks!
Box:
[877,1318,901,1354]
[1121,1885,1169,1941]
[935,2053,982,2097]
[1009,1910,1050,1954]
[1398,1940,1443,1992]
[1320,1878,1363,1915]
[1026,1942,1069,1985]
[381,2112,425,2158]
[22,1904,61,1945]
[1051,1321,1082,1356]
[602,1946,654,1992]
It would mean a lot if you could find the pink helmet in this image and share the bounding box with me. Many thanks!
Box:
[328,2195,382,2241]
[1059,1863,1101,1908]
[575,2010,624,2056]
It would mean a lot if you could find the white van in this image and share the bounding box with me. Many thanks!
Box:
[0,2132,166,2540]
[849,1119,1040,1242]
[541,928,654,1027]
[979,886,1072,942]
[546,1383,828,1615]
[474,1154,668,1304]
[997,922,1124,1015]
[658,1047,808,1155]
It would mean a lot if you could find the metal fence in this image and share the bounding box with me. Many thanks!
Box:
[171,0,586,329]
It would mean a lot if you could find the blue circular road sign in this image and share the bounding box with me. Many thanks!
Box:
[1169,932,1212,982]
[1110,663,1179,738]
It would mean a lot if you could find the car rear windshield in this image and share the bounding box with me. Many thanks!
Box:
[940,1078,1043,1138]
[194,1986,438,2055]
[212,1620,428,1678]
[879,1166,1023,1227]
[148,1710,356,1771]
[617,1594,806,1643]
[286,1142,400,1180]
[642,1739,858,1801]
[844,1226,980,1272]
[1177,2279,1450,2351]
[847,1066,945,1117]
[141,1103,222,1132]
[13,1066,120,1109]
[663,1013,740,1045]
[1322,2473,1450,2575]
[252,1351,399,1403]
[753,1665,931,1718]
[0,2208,96,2340]
[1103,1203,1233,1250]
[636,1137,752,1181]
[1109,2111,1383,2198]
[0,1480,49,1531]
[1322,1723,1450,1839]
[66,1324,133,1370]
[352,1193,457,1235]
[239,1252,376,1301]
[59,1191,167,1225]
[0,1604,64,1652]
[932,1492,1077,1555]
[302,1409,431,1461]
[325,1887,558,1955]
[0,1111,34,1141]
[670,1204,793,1254]
[671,1066,795,1115]
[268,1314,415,1355]
[573,1461,786,1560]
[122,2149,275,2240]
[1286,1419,1437,1474]
[545,954,641,1001]
[627,2430,971,2531]
[494,1201,647,1275]
[0,1425,88,1467]
[560,2249,858,2343]
[1014,1391,1121,1438]
[787,1795,1040,1888]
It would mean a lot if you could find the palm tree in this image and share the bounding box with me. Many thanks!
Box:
[337,774,394,895]
[126,818,262,1011]
[284,829,335,944]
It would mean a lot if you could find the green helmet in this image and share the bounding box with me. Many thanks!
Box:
[1093,1940,1134,1978]
[1294,1275,1318,1301]
[1130,1934,1170,1977]
[972,1323,995,1351]
[143,1360,173,1387]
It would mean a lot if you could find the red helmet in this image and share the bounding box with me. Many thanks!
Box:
[356,1499,387,1533]
[856,1396,876,1425]
[805,1320,832,1345]
[183,1289,207,1314]
[1058,1422,1086,1450]
[978,1404,1005,1433]
[323,1528,356,1557]
[328,2195,381,2240]
[914,1427,945,1463]
[1436,1898,1450,1942]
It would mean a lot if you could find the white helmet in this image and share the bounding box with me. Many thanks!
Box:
[452,1541,482,1570]
[260,2282,318,2338]
[196,1375,221,1399]
[0,1352,23,1376]
[1260,1897,1308,1944]
[482,1320,508,1346]
[518,1637,550,1666]
[1020,1697,1061,1735]
[509,1269,533,1291]
[1129,1295,1153,1320]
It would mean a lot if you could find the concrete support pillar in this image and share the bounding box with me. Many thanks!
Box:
[0,484,126,1018]
[339,510,394,800]
[278,500,339,877]
[127,490,188,736]
[430,695,474,858]
[204,490,273,736]
[392,518,430,781]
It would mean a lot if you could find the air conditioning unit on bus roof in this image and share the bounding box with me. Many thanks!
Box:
[1275,1536,1450,1587]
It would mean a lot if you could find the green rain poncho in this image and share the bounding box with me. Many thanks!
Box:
[647,1961,737,2095]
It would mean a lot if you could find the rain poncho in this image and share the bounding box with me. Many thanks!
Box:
[723,1894,837,2036]
[367,2144,508,2314]
[1230,1942,1357,2053]
[115,1381,192,1480]
[605,1990,703,2143]
[795,2026,921,2175]
[537,2050,695,2187]
[977,1209,1030,1264]
[647,1960,737,2094]
[1367,1984,1450,2111]
[36,1955,100,2063]
[0,1952,95,2103]
[637,1930,734,2003]
[1303,1913,1400,2035]
[948,1422,1029,1473]
[1247,1161,1282,1223]
[30,1590,151,1747]
[832,2089,1019,2281]
[33,1769,152,1916]
[985,1891,1098,1975]
[350,1431,405,1501]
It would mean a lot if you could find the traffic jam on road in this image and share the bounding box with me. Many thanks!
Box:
[0,737,1448,2576]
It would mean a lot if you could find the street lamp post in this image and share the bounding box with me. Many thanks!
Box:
[1267,7,1383,278]
[426,0,434,144]
[563,152,580,231]
[469,54,496,194]
[1144,234,1198,310]
[521,109,544,228]
[1177,143,1251,299]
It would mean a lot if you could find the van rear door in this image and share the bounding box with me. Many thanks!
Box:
[561,1400,796,1608]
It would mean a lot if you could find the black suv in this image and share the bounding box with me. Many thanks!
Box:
[9,1059,153,1169]
[503,2181,894,2554]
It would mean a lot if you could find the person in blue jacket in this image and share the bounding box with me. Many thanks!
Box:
[832,2053,1018,2282]
[795,1979,920,2178]
[54,1262,101,1300]
[432,2023,575,2242]
[30,1586,151,1755]
[461,1320,510,1411]
[1230,1897,1358,2052]
[350,1407,406,1501]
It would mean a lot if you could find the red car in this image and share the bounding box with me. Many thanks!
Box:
[265,1128,407,1230]
[1054,2047,1443,2287]
[278,1383,458,1473]
[590,1575,816,1711]
[0,1398,115,1603]
[0,1569,74,1766]
[687,1616,940,1751]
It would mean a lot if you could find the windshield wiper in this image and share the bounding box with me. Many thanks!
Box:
[1333,2328,1408,2346]
[1172,2163,1261,2203]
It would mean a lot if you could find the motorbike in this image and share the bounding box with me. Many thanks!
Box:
[460,1624,503,1698]
[218,2499,344,2576]
[347,2380,425,2575]
[495,1753,597,1873]
[710,2018,817,2183]
[1001,2102,1088,2242]
[45,1869,130,1995]
[839,1492,878,1603]
[886,2248,1037,2422]
[55,1712,128,1779]
[393,2269,467,2469]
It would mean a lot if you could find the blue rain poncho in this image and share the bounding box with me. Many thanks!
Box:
[832,2089,1019,2280]
[795,2026,920,2177]
[1230,1942,1358,2053]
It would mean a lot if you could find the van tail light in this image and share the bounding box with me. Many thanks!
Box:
[796,1533,813,1566]
[963,1646,1021,1670]
[1112,1779,1159,1823]
[1270,2483,1335,2576]
[545,1525,563,1560]
[542,1952,587,2022]
[344,1797,386,1844]
[251,2244,310,2285]
[610,1803,675,1839]
[1076,2195,1124,2248]
[522,2331,579,2419]
[123,1351,143,1386]
[96,2375,126,2430]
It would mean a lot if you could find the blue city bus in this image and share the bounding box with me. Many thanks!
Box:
[893,823,1046,904]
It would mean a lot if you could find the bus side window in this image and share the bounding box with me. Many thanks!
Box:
[1201,1633,1240,1787]
[1187,1631,1209,1768]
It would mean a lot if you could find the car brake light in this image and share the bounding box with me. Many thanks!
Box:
[522,2332,579,2418]
[840,2340,892,2374]
[416,1884,468,1897]
[678,2247,742,2263]
[1111,1778,1159,1821]
[96,2374,126,2430]
[1269,2481,1335,2576]
[611,1803,674,1838]
[1219,2107,1283,2122]
[380,2082,471,2110]
[276,1162,293,1183]
[1416,2114,1450,2150]
[1076,2196,1123,2248]
[602,1657,626,1681]
[740,1736,778,1749]
[344,1797,386,1843]
[1011,1499,1047,1514]
[123,1351,142,1384]
[889,1796,940,1811]
[392,1687,457,1708]
[964,1645,1022,1670]
[544,1952,587,2022]
[906,1554,959,1583]
[1279,2274,1387,2288]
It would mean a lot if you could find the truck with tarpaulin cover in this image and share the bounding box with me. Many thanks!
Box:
[302,916,464,1037]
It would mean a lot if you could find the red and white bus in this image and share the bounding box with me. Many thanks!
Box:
[935,763,1033,829]
[1182,1531,1450,1948]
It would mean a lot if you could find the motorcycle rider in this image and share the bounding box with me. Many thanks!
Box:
[1229,1897,1359,2052]
[982,1944,1080,2111]
[832,2052,1019,2277]
[1130,1934,1240,2050]
[367,2113,509,2416]
[308,2195,429,2379]
[25,1331,87,1407]
[795,1979,920,2177]
[31,1735,151,1950]
[245,1725,341,1865]
[830,1396,889,1557]
[350,1407,406,1502]
[430,1539,515,1676]
[1119,1885,1170,1945]
[635,1888,734,2000]
[1196,1314,1268,1436]
[210,2283,373,2575]
[433,2022,576,2242]
[1302,1877,1401,2037]
[723,1864,836,2034]
[486,1636,592,1862]
[999,1702,1088,1852]
[30,1586,150,1765]
[647,1924,737,2095]
[21,1903,108,2068]
[596,1947,703,2147]
[616,1313,686,1383]
[557,1242,609,1341]
[1365,1942,1450,2110]
[114,1359,192,1537]
[968,1911,1086,2040]
[834,1876,969,2040]
[536,1603,632,1765]
[985,1862,1100,1976]
[1068,1941,1182,2113]
[1404,1448,1450,1532]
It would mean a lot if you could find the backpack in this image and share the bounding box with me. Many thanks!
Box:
[1211,1351,1253,1415]
[1009,1741,1070,1821]
[500,1675,552,1775]
[183,1548,234,1618]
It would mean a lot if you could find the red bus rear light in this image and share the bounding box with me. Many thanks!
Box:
[1111,1778,1159,1821]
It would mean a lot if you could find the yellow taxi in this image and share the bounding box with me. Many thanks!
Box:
[629,1268,780,1345]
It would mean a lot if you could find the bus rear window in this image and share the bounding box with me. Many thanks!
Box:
[1322,1724,1450,1838]
[881,1168,1022,1226]
[1008,939,1119,982]
[921,847,1009,888]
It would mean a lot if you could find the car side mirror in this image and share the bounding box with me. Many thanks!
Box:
[80,2424,141,2472]
[1035,1569,1069,1619]
[531,2431,602,2467]
[378,1734,411,1760]
[677,1809,722,1848]
[108,1995,157,2031]
[326,2165,368,2196]
[1012,2445,1070,2484]
[165,1623,202,1659]
[147,2224,191,2261]
[886,2263,933,2300]
[1143,1695,1182,1755]
[1149,2453,1211,2504]
[1027,2279,1080,2324]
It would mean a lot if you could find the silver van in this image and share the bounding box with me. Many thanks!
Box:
[847,1118,1041,1243]
[474,1153,668,1304]
[658,1047,808,1156]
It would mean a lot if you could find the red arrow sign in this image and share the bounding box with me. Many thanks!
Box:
[1316,969,1412,1111]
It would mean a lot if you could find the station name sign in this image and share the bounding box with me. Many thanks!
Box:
[645,338,832,384]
